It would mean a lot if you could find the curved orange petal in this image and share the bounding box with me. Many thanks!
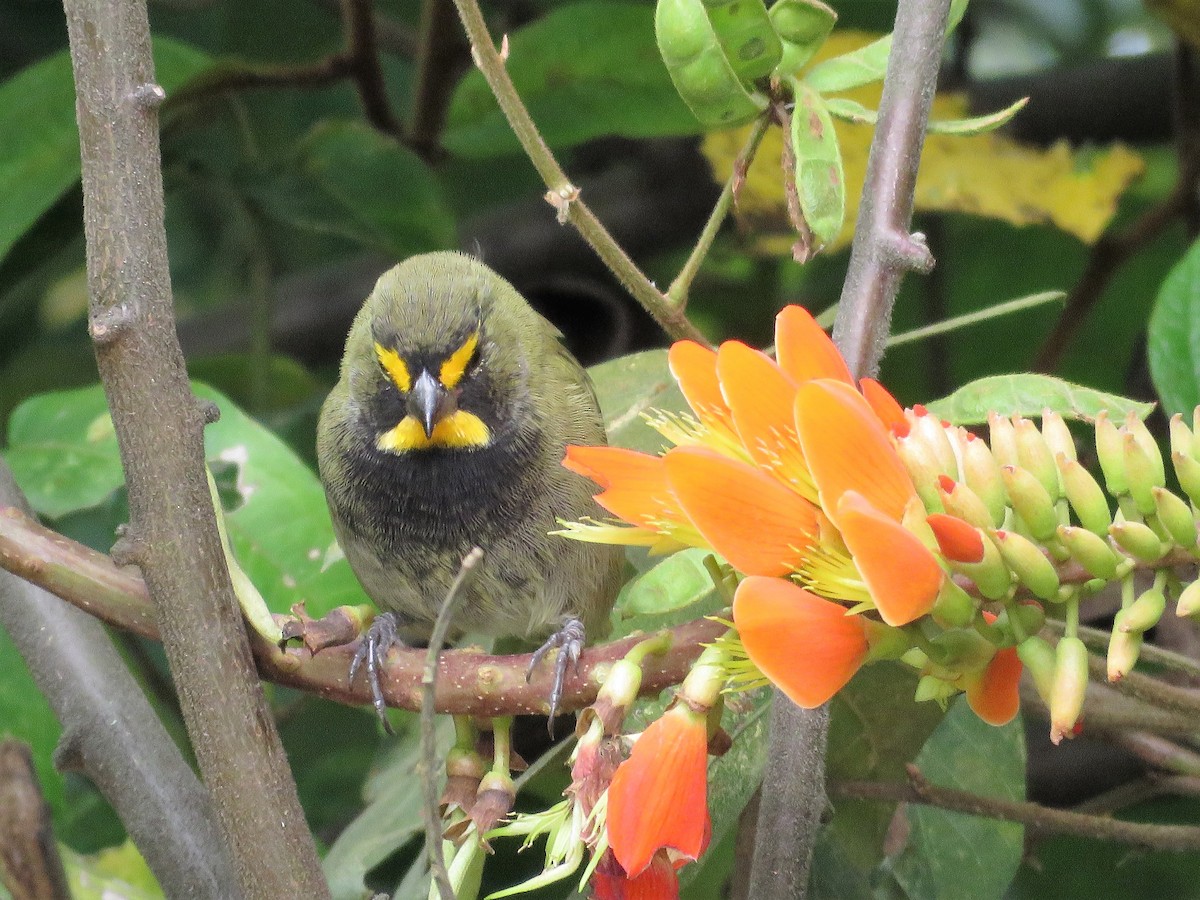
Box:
[733,576,868,707]
[926,512,985,563]
[716,341,812,495]
[664,447,817,576]
[795,379,916,526]
[668,341,738,439]
[966,647,1023,726]
[860,377,910,437]
[563,445,684,528]
[592,852,680,900]
[608,706,709,877]
[774,306,853,385]
[837,491,943,626]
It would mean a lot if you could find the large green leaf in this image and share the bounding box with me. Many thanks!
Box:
[883,698,1025,899]
[1149,238,1200,417]
[2,382,362,618]
[590,348,685,453]
[0,38,214,267]
[926,374,1154,426]
[0,623,63,814]
[444,2,699,158]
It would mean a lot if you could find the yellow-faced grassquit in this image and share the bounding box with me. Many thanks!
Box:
[317,251,624,722]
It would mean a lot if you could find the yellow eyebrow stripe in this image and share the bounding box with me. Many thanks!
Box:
[439,331,479,389]
[374,342,411,393]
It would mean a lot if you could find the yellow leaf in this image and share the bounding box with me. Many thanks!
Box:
[702,30,1145,252]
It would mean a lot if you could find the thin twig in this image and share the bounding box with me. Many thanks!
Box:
[667,113,772,308]
[339,0,402,135]
[421,548,483,900]
[0,741,70,900]
[448,0,709,346]
[1045,618,1200,679]
[407,0,471,159]
[1106,730,1200,777]
[1087,653,1200,718]
[831,763,1200,853]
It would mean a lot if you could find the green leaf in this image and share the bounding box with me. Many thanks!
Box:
[824,96,876,125]
[3,382,363,618]
[590,349,686,453]
[926,97,1029,136]
[268,121,455,258]
[771,0,838,76]
[0,623,63,815]
[616,547,715,616]
[925,374,1155,426]
[0,38,213,267]
[790,82,846,249]
[445,2,700,157]
[63,840,162,899]
[1149,237,1200,417]
[884,698,1025,899]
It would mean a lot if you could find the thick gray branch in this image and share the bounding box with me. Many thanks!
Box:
[59,0,327,895]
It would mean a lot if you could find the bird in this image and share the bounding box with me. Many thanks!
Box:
[316,251,625,727]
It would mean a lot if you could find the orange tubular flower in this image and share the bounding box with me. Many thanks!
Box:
[966,614,1024,726]
[606,704,710,878]
[732,576,869,708]
[592,850,680,900]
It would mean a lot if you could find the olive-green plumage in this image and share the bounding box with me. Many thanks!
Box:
[317,252,623,648]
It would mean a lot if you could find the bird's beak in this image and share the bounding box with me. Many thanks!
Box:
[409,369,452,438]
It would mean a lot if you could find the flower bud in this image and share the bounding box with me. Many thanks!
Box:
[1000,466,1059,541]
[1177,579,1200,617]
[897,437,945,514]
[1058,456,1112,536]
[1122,432,1161,516]
[1124,411,1166,487]
[1056,525,1119,580]
[1115,588,1167,634]
[1041,410,1077,463]
[961,431,1008,527]
[862,619,912,661]
[1153,487,1197,549]
[469,770,517,835]
[937,476,994,530]
[942,528,1012,600]
[1174,450,1200,508]
[932,580,977,629]
[988,412,1018,469]
[1017,634,1056,704]
[1169,414,1194,461]
[442,747,487,815]
[1095,411,1127,495]
[589,657,645,735]
[1106,630,1142,682]
[911,406,959,479]
[927,511,985,562]
[1109,520,1166,563]
[1015,417,1061,499]
[993,529,1059,600]
[915,674,957,705]
[1049,636,1089,744]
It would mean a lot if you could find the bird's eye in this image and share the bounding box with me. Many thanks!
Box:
[374,342,412,393]
[439,330,480,389]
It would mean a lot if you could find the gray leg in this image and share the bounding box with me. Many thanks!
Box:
[527,617,585,726]
[349,612,400,735]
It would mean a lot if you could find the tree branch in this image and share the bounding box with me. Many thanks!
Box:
[60,2,327,896]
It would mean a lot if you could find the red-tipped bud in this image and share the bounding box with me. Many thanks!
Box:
[590,658,647,735]
[1153,487,1198,549]
[897,437,945,514]
[1058,456,1113,536]
[469,771,517,835]
[1041,410,1077,464]
[1000,466,1059,541]
[1057,525,1119,580]
[911,407,959,479]
[993,530,1060,601]
[1124,411,1166,487]
[1122,432,1161,516]
[961,431,1008,527]
[988,412,1019,469]
[1115,589,1167,635]
[1015,417,1061,500]
[1109,520,1166,563]
[1177,579,1200,617]
[927,512,985,563]
[937,476,994,530]
[1049,637,1089,744]
[943,529,1012,601]
[1106,630,1142,682]
[1095,411,1127,496]
[1017,635,1056,704]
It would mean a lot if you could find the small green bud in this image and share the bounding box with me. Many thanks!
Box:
[1049,636,1089,744]
[1173,450,1200,508]
[1177,579,1200,617]
[1057,524,1119,580]
[1109,520,1167,563]
[1000,465,1059,541]
[1169,413,1194,461]
[915,674,957,705]
[897,437,944,514]
[1015,417,1061,500]
[988,412,1019,469]
[1153,487,1197,549]
[948,531,1013,600]
[1017,634,1056,704]
[911,407,959,480]
[1122,432,1161,517]
[937,475,994,529]
[931,580,977,629]
[1094,411,1127,496]
[1041,409,1077,464]
[862,619,911,661]
[1115,588,1167,634]
[961,431,1007,527]
[993,529,1060,601]
[1124,411,1166,487]
[1106,629,1142,682]
[1058,456,1112,536]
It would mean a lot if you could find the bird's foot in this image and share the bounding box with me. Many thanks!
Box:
[527,617,585,726]
[349,612,401,734]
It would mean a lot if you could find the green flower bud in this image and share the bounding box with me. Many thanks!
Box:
[1000,465,1059,541]
[863,619,911,662]
[915,674,957,705]
[1177,579,1200,617]
[962,431,1008,527]
[1058,456,1112,536]
[1049,636,1089,744]
[1094,411,1127,496]
[1041,409,1077,464]
[1115,588,1166,635]
[1015,417,1061,500]
[1123,412,1166,487]
[949,531,1013,600]
[1017,634,1056,704]
[911,407,959,479]
[1106,629,1142,682]
[1153,487,1197,549]
[937,475,994,530]
[993,529,1060,601]
[988,412,1019,469]
[1056,524,1119,580]
[1109,520,1166,563]
[1122,432,1161,517]
[897,437,944,514]
[1173,450,1200,509]
[932,580,977,629]
[1169,413,1194,461]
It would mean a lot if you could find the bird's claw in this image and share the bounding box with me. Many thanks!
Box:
[527,617,585,727]
[349,612,400,735]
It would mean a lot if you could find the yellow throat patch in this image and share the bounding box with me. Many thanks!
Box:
[376,410,491,452]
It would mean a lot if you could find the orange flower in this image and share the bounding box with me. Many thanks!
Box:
[606,704,710,878]
[592,850,680,900]
[965,613,1024,726]
[732,576,869,707]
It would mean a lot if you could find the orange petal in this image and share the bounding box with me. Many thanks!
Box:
[926,513,985,563]
[837,491,943,626]
[563,445,683,528]
[664,447,817,576]
[967,647,1023,726]
[794,379,916,526]
[592,852,680,900]
[733,576,868,707]
[607,706,709,877]
[668,341,738,438]
[860,378,910,437]
[716,341,811,493]
[774,306,853,385]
